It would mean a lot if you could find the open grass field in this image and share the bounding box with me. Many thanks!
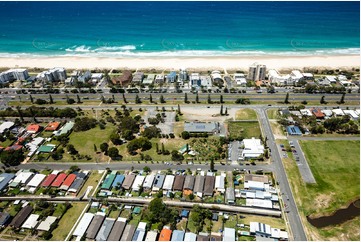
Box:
[267,108,279,119]
[118,137,189,162]
[279,139,360,241]
[51,203,87,241]
[228,121,261,140]
[235,108,258,120]
[77,171,104,197]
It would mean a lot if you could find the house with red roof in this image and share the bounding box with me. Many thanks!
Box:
[41,174,57,187]
[310,108,325,119]
[51,173,67,187]
[45,122,61,131]
[159,228,172,241]
[60,174,77,190]
[27,124,41,134]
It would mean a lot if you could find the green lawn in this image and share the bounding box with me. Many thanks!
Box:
[228,121,261,140]
[68,125,115,157]
[235,108,258,120]
[299,140,360,215]
[224,214,238,228]
[51,203,87,241]
[0,139,14,148]
[280,139,360,240]
[186,213,198,233]
[108,209,120,219]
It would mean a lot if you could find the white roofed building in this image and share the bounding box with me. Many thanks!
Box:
[22,214,40,229]
[131,175,145,192]
[143,175,155,191]
[267,69,292,86]
[300,109,313,116]
[234,73,247,86]
[26,174,46,193]
[73,213,94,237]
[290,70,304,84]
[215,176,225,193]
[343,110,359,120]
[162,175,175,191]
[241,138,264,159]
[332,108,345,116]
[37,216,57,231]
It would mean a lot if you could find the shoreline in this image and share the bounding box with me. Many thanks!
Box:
[0,55,359,71]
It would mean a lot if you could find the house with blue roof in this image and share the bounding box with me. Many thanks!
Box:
[0,173,15,192]
[180,210,189,218]
[112,175,125,189]
[167,71,177,83]
[171,230,185,241]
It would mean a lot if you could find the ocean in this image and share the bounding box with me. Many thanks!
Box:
[0,1,359,57]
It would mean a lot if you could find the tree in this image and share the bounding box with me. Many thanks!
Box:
[110,133,122,145]
[108,147,121,159]
[220,104,223,115]
[181,131,190,139]
[161,143,165,154]
[177,104,181,115]
[149,94,153,103]
[142,126,161,139]
[184,93,188,103]
[210,159,215,171]
[122,93,127,103]
[0,149,24,166]
[171,150,184,161]
[93,144,97,152]
[69,165,80,173]
[220,94,224,103]
[156,143,159,153]
[77,94,81,103]
[67,144,78,155]
[160,95,166,103]
[143,166,151,173]
[301,100,308,105]
[195,93,199,103]
[339,93,345,104]
[135,94,141,104]
[29,94,34,103]
[127,137,152,153]
[207,94,212,104]
[284,92,290,104]
[320,95,327,104]
[100,143,109,153]
[49,94,54,104]
[225,107,228,116]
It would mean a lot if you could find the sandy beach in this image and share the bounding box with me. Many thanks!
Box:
[0,55,359,71]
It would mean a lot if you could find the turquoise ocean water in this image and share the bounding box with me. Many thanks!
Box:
[0,1,359,57]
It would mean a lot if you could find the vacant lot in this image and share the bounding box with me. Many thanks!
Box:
[228,121,261,140]
[51,203,87,241]
[77,171,104,197]
[281,140,360,240]
[267,109,279,119]
[235,108,257,120]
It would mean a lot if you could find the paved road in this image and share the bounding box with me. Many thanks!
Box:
[288,136,360,141]
[258,108,307,241]
[289,139,316,184]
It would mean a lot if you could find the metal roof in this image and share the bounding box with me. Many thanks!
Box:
[36,216,57,231]
[223,227,236,241]
[131,175,145,191]
[95,218,116,241]
[122,174,136,190]
[108,217,127,241]
[121,224,136,241]
[184,122,218,133]
[0,173,15,191]
[194,176,205,194]
[73,213,94,237]
[172,175,185,191]
[171,230,185,241]
[68,178,84,193]
[112,174,125,189]
[162,175,175,190]
[101,173,116,190]
[183,175,195,190]
[9,205,33,228]
[152,174,165,190]
[203,176,215,196]
[27,174,46,188]
[86,214,105,239]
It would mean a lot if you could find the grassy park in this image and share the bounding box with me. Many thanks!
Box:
[279,139,360,240]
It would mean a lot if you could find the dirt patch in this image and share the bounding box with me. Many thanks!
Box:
[270,121,287,139]
[311,193,336,214]
[182,107,237,122]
